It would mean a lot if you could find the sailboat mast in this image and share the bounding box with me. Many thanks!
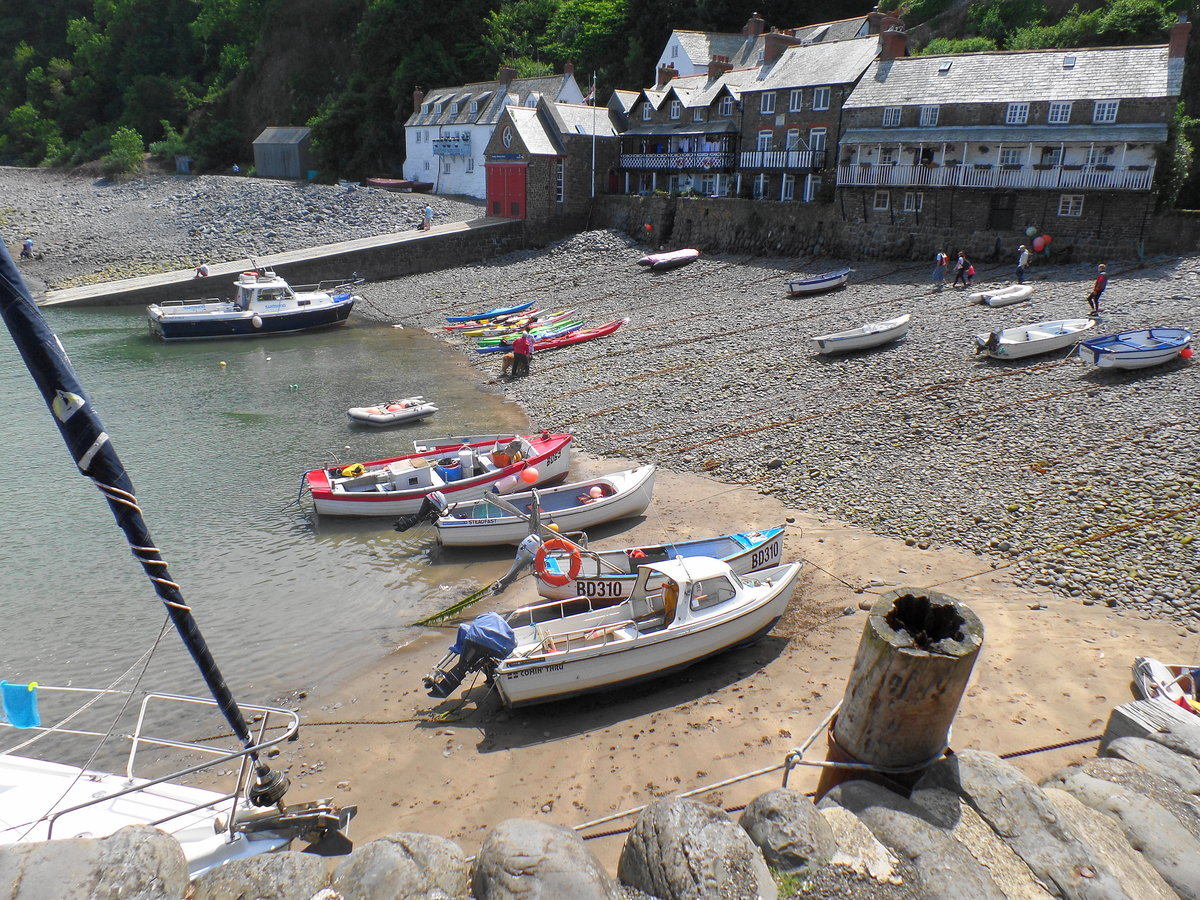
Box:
[0,246,267,769]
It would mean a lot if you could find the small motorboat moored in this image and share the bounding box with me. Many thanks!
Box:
[423,556,803,708]
[969,284,1034,307]
[974,318,1096,359]
[637,249,700,271]
[813,314,911,354]
[786,267,851,296]
[346,396,438,427]
[1077,327,1192,369]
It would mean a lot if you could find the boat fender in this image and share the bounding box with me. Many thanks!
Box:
[535,538,582,587]
[341,463,365,478]
[251,314,263,329]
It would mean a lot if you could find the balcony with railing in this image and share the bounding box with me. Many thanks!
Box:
[739,149,827,170]
[432,135,471,156]
[618,151,737,171]
[836,162,1156,191]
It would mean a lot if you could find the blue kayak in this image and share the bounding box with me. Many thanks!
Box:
[474,321,585,353]
[445,299,535,324]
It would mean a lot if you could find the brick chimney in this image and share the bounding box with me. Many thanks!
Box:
[880,25,908,60]
[498,65,517,88]
[1170,14,1191,59]
[867,7,905,35]
[763,31,804,65]
[563,60,575,74]
[743,12,765,37]
[413,86,424,109]
[707,55,733,79]
[656,62,677,88]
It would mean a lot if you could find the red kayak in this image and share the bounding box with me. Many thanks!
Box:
[533,318,628,351]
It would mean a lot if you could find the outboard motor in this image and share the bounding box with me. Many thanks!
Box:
[493,534,543,595]
[978,330,1002,354]
[423,612,517,699]
[393,490,449,532]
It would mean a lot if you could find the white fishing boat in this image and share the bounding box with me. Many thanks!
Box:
[637,248,700,271]
[427,465,656,547]
[1077,327,1192,369]
[147,267,362,340]
[812,313,911,354]
[974,318,1096,359]
[532,525,787,602]
[786,267,850,296]
[423,557,802,708]
[969,284,1033,307]
[346,395,438,426]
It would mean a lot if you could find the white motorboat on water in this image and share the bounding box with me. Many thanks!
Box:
[813,313,911,354]
[637,248,700,271]
[423,556,803,708]
[969,284,1033,307]
[147,267,362,340]
[1077,327,1192,369]
[786,267,850,296]
[974,318,1096,359]
[417,465,656,547]
[346,395,438,426]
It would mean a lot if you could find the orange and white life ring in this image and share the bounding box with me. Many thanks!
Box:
[534,538,582,587]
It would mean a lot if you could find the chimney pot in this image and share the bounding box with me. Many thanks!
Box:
[880,24,908,60]
[763,31,803,65]
[564,60,575,74]
[498,65,517,88]
[707,55,734,79]
[743,12,765,37]
[413,86,425,110]
[1170,15,1191,59]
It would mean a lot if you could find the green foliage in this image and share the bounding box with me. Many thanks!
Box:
[919,36,998,55]
[1,103,66,164]
[1162,101,1199,207]
[102,125,144,175]
[148,120,188,161]
[503,57,556,77]
[1006,0,1174,50]
[898,0,955,22]
[968,0,1046,42]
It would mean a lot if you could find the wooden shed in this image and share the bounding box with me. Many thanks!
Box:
[251,127,314,179]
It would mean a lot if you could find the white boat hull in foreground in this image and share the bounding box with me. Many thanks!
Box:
[1077,327,1192,369]
[974,318,1096,359]
[813,313,911,354]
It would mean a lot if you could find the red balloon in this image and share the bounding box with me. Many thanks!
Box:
[644,223,653,232]
[1181,347,1194,359]
[1032,236,1046,252]
[1041,234,1052,245]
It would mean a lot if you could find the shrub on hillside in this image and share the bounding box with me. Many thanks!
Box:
[103,126,145,176]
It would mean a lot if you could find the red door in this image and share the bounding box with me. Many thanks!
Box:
[486,164,526,219]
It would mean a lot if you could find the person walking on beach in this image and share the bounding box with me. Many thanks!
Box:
[931,249,948,291]
[511,325,533,377]
[1016,244,1032,284]
[1086,264,1108,315]
[952,251,969,288]
[19,237,33,259]
[965,260,976,286]
[422,204,433,231]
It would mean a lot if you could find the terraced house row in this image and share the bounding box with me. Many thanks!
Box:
[403,10,1191,243]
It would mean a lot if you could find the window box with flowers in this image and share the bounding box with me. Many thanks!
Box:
[1093,164,1115,171]
[1128,164,1150,171]
[1001,164,1022,170]
[945,158,961,166]
[1032,163,1054,170]
[973,163,993,169]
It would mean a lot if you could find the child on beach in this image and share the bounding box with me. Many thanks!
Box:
[1086,264,1107,314]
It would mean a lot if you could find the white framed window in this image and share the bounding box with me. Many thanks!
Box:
[882,107,901,127]
[442,158,451,174]
[789,89,804,112]
[782,173,795,201]
[421,102,431,114]
[450,101,459,115]
[873,190,889,210]
[804,174,822,202]
[785,129,800,150]
[1094,100,1119,123]
[670,100,681,120]
[753,173,769,199]
[756,130,773,151]
[525,95,538,107]
[880,147,897,165]
[1048,101,1071,124]
[919,105,939,127]
[1006,102,1029,125]
[470,100,479,116]
[812,86,830,110]
[719,96,733,117]
[999,147,1023,166]
[693,107,705,122]
[642,103,652,121]
[760,92,776,114]
[1058,193,1084,217]
[435,102,444,115]
[671,43,678,59]
[555,158,565,203]
[466,156,474,173]
[423,159,430,171]
[1040,146,1063,166]
[700,173,716,195]
[904,191,924,212]
[1086,146,1111,167]
[809,127,827,152]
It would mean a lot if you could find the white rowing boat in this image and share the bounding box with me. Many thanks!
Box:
[786,267,850,296]
[974,318,1096,359]
[813,313,911,354]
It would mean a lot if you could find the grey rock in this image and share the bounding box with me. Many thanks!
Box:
[0,825,187,900]
[819,779,1005,900]
[190,850,328,900]
[1056,756,1200,842]
[331,832,467,900]
[473,819,617,900]
[618,798,776,900]
[1103,735,1200,795]
[914,750,1129,899]
[738,787,836,872]
[819,806,901,884]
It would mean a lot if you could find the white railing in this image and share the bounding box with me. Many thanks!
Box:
[739,150,826,170]
[836,162,1156,191]
[618,151,736,171]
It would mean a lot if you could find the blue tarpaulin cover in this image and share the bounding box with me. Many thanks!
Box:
[1,681,40,729]
[450,612,517,658]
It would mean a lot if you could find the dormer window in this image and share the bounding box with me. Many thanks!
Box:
[1093,100,1119,124]
[434,102,444,115]
[670,100,681,120]
[469,101,479,116]
[719,96,733,117]
[1006,102,1029,125]
[642,102,653,121]
[1048,101,1071,124]
[693,108,705,122]
[525,94,538,107]
[450,101,459,115]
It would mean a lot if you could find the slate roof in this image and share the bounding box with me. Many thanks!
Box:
[845,46,1180,109]
[551,102,618,138]
[668,15,870,71]
[405,74,576,128]
[794,15,871,44]
[609,90,639,115]
[253,127,310,145]
[750,36,881,92]
[507,107,561,156]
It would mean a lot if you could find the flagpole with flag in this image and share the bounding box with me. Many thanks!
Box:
[590,71,597,198]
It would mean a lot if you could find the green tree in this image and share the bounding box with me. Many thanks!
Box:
[102,125,144,175]
[918,36,997,55]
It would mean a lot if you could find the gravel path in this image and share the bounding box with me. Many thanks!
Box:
[3,168,1197,627]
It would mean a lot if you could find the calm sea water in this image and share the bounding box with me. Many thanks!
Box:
[0,305,529,704]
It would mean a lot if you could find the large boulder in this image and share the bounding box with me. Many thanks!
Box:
[1045,765,1200,899]
[1102,736,1200,797]
[0,825,187,900]
[331,832,467,900]
[819,806,901,885]
[190,851,329,900]
[820,779,1004,900]
[739,787,835,873]
[618,798,776,900]
[472,819,618,900]
[1054,756,1200,842]
[915,750,1129,899]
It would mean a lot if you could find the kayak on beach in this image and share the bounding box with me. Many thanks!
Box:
[445,299,535,324]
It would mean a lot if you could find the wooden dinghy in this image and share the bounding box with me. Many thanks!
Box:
[786,267,851,296]
[969,284,1034,307]
[974,318,1096,359]
[812,313,911,354]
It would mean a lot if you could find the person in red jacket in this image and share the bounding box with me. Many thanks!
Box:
[511,326,533,377]
[1086,264,1108,314]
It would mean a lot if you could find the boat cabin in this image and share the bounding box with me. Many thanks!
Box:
[627,557,744,629]
[235,270,299,310]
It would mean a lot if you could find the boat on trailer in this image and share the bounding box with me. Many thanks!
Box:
[786,267,851,296]
[147,267,361,340]
[812,313,911,354]
[974,318,1096,359]
[423,556,803,708]
[1077,327,1192,369]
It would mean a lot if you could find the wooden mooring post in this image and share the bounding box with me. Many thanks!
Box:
[816,588,984,797]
